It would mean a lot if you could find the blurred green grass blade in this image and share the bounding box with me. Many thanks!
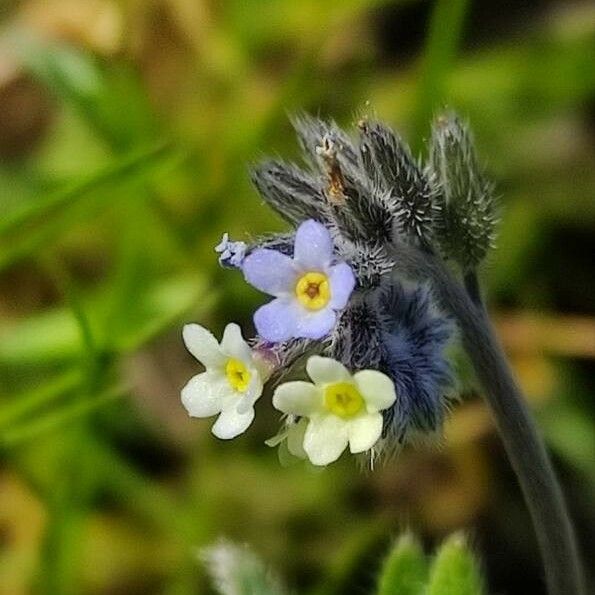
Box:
[0,385,126,449]
[411,0,470,152]
[41,498,87,595]
[0,142,171,239]
[310,521,389,595]
[87,435,194,536]
[541,400,595,496]
[43,256,98,359]
[13,31,157,150]
[101,196,161,348]
[376,533,428,595]
[0,143,176,274]
[427,534,486,595]
[37,425,99,595]
[0,273,207,367]
[0,306,81,366]
[0,370,81,429]
[112,274,213,352]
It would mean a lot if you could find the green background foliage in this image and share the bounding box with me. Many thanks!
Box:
[0,1,594,593]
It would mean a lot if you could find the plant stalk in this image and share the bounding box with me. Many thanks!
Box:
[392,242,584,595]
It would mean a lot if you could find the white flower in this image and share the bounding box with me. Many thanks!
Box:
[181,322,264,439]
[272,356,396,465]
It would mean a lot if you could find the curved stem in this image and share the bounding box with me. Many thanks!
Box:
[392,243,584,595]
[463,269,482,308]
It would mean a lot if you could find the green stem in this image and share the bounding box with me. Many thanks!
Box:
[392,242,584,595]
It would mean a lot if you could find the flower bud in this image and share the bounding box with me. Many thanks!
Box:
[429,112,498,269]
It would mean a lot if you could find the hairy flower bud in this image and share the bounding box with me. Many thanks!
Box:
[359,120,438,244]
[329,294,386,371]
[251,160,327,226]
[379,282,455,443]
[429,112,498,269]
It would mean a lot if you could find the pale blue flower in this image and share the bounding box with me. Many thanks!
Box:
[242,220,355,342]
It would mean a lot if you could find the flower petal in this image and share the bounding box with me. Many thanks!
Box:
[353,370,397,412]
[273,381,321,416]
[347,413,383,453]
[242,249,297,296]
[212,405,255,439]
[182,324,225,368]
[328,262,356,309]
[286,419,308,459]
[220,322,252,361]
[303,415,349,465]
[294,307,336,339]
[253,298,299,342]
[237,374,264,414]
[181,372,227,418]
[306,356,351,386]
[293,219,333,270]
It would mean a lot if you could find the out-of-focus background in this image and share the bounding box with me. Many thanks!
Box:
[0,0,594,593]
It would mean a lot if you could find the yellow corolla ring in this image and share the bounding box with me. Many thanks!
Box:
[295,272,331,311]
[225,358,251,392]
[324,382,364,418]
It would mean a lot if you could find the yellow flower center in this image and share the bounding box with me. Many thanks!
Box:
[295,272,331,310]
[324,382,364,418]
[225,358,251,392]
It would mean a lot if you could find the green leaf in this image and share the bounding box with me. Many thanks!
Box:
[376,533,428,595]
[427,534,486,595]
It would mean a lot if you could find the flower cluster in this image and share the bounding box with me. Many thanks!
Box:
[179,113,491,466]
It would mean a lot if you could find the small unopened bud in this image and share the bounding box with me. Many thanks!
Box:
[430,112,498,269]
[359,121,437,244]
[214,233,247,268]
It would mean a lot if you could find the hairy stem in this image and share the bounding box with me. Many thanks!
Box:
[392,242,584,595]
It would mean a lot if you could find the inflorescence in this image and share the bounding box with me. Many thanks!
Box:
[181,112,498,466]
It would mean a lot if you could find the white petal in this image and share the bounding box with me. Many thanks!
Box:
[303,415,349,466]
[236,373,263,413]
[181,372,227,418]
[286,419,308,459]
[220,322,252,361]
[353,370,397,412]
[212,406,255,439]
[272,381,321,416]
[293,219,333,270]
[182,324,225,368]
[306,356,351,386]
[347,413,383,453]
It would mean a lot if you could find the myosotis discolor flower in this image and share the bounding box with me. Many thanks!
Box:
[242,219,355,342]
[179,112,584,595]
